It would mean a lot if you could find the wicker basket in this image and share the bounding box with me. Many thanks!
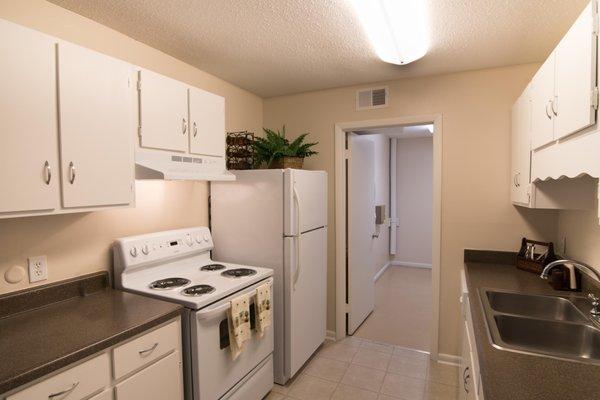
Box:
[269,156,304,169]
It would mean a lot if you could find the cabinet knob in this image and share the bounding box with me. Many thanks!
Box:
[43,161,51,185]
[182,118,187,135]
[68,162,76,184]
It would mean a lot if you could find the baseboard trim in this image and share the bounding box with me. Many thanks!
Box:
[391,261,432,269]
[325,330,337,341]
[437,353,461,366]
[373,261,391,282]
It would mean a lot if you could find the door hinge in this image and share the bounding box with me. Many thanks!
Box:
[592,87,599,110]
[137,80,142,91]
[344,149,351,159]
[593,11,599,35]
[137,125,142,137]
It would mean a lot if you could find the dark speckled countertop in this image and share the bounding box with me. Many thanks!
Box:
[464,250,600,400]
[0,271,182,395]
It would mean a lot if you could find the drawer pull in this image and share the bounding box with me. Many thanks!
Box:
[138,342,159,357]
[48,381,79,399]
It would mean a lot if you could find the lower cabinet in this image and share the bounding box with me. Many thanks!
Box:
[460,272,484,400]
[3,319,182,400]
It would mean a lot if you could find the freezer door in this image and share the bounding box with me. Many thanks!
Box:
[284,227,327,379]
[284,169,327,236]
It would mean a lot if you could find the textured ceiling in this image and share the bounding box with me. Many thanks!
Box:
[49,0,589,97]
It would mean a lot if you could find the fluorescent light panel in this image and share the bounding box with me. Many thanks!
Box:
[350,0,429,65]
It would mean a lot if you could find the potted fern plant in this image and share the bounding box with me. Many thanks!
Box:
[253,125,318,169]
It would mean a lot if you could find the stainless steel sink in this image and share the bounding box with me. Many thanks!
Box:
[480,289,600,365]
[486,290,588,323]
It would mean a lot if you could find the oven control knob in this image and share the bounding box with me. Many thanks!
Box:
[195,235,202,244]
[141,244,150,255]
[185,236,193,246]
[203,234,210,243]
[130,247,138,257]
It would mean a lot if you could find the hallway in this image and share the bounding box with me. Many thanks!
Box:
[354,266,432,351]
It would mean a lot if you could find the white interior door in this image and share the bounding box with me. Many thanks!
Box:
[554,1,597,140]
[189,87,225,157]
[138,69,188,152]
[57,41,133,208]
[347,134,376,334]
[285,227,327,378]
[0,20,59,214]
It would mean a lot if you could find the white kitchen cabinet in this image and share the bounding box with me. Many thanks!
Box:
[3,319,182,400]
[459,271,483,400]
[115,351,183,400]
[57,42,134,208]
[530,53,556,150]
[510,88,532,206]
[189,87,226,157]
[554,1,597,140]
[0,19,59,214]
[138,69,189,153]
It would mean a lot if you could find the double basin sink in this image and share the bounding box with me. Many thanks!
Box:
[481,289,600,364]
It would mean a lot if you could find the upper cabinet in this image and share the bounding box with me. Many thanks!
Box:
[0,19,134,219]
[57,42,134,209]
[138,70,189,153]
[0,20,59,215]
[531,2,597,150]
[511,88,532,206]
[189,87,226,157]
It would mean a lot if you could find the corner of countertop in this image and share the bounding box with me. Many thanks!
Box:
[464,249,517,266]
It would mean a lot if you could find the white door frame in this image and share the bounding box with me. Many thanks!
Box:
[334,114,443,360]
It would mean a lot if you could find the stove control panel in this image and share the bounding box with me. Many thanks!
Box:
[114,227,214,269]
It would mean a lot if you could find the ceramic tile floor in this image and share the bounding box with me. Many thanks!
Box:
[265,336,459,400]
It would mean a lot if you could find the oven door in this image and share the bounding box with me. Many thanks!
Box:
[190,277,274,400]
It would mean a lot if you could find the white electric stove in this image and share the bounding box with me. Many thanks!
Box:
[113,227,274,400]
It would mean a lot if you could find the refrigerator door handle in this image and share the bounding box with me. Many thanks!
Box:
[293,185,301,289]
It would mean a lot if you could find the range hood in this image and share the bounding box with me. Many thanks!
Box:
[135,150,235,181]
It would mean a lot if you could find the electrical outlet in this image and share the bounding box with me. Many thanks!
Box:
[28,255,48,283]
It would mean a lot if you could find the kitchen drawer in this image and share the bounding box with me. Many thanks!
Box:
[112,320,180,379]
[114,351,183,400]
[90,389,114,400]
[8,353,110,400]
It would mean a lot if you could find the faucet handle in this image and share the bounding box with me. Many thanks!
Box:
[588,293,600,316]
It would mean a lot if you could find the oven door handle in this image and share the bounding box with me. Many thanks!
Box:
[197,302,232,320]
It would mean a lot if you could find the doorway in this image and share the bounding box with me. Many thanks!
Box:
[334,115,442,359]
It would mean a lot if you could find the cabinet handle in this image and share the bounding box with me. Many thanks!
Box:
[68,162,76,184]
[545,100,552,119]
[44,161,51,185]
[516,172,520,187]
[138,342,159,356]
[182,118,187,135]
[48,381,79,399]
[551,98,558,116]
[463,366,470,393]
[193,121,198,137]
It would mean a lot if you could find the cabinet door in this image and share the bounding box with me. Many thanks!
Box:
[115,351,183,400]
[0,20,59,214]
[517,91,532,205]
[554,1,597,140]
[138,70,188,152]
[530,53,556,150]
[189,87,225,157]
[459,321,471,400]
[58,42,133,208]
[510,100,520,204]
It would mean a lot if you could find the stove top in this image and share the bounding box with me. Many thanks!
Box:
[221,268,257,278]
[200,264,226,271]
[149,277,191,290]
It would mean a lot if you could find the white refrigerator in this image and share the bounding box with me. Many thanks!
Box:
[211,168,327,384]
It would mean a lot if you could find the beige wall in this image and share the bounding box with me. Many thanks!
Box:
[0,1,262,293]
[557,210,600,266]
[367,134,391,276]
[264,64,559,356]
[394,137,433,266]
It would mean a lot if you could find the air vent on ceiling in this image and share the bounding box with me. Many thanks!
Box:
[356,86,388,110]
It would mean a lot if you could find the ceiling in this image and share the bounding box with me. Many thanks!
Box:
[50,0,589,98]
[358,125,434,138]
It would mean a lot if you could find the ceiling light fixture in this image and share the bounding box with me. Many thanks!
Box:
[349,0,429,65]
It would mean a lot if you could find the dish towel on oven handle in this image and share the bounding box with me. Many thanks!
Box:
[228,292,251,360]
[255,281,272,338]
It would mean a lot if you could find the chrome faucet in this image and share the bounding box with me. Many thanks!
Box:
[541,259,600,316]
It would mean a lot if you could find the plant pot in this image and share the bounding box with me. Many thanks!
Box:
[269,156,304,169]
